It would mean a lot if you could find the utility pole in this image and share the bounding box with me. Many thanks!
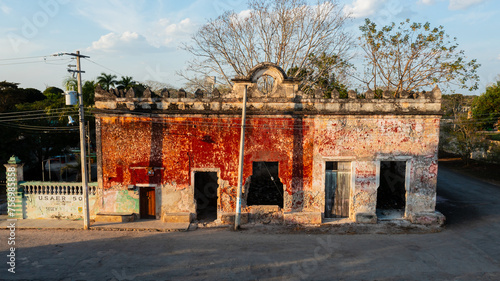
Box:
[56,50,90,229]
[76,50,90,230]
[234,85,248,230]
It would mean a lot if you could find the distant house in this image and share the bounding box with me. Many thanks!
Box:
[93,63,444,226]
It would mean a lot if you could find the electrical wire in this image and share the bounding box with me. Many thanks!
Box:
[0,57,72,66]
[0,107,92,116]
[84,58,125,77]
[0,55,51,61]
[0,122,79,132]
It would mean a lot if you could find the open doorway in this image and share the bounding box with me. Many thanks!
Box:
[194,172,218,222]
[324,162,350,218]
[247,162,283,208]
[140,186,156,219]
[376,161,406,219]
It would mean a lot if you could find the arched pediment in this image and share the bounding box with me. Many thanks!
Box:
[246,62,287,84]
[230,62,299,99]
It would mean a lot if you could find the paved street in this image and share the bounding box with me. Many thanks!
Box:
[1,166,500,280]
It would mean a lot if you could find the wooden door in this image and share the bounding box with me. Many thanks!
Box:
[140,187,156,219]
[324,170,337,218]
[334,162,350,217]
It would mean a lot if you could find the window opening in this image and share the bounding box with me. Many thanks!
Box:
[256,75,275,95]
[247,162,283,208]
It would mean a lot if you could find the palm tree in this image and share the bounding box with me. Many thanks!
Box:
[97,73,118,91]
[117,76,136,90]
[62,76,78,91]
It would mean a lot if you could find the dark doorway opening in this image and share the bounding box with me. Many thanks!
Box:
[325,162,350,218]
[377,161,406,219]
[140,187,156,219]
[247,162,283,208]
[194,172,218,222]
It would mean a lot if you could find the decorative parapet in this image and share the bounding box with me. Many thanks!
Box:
[94,63,442,115]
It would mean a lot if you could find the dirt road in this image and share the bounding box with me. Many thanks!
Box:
[1,166,500,280]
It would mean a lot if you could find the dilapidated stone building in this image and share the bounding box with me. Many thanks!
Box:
[94,63,444,226]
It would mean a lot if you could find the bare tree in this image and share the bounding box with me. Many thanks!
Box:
[358,19,480,96]
[180,0,353,93]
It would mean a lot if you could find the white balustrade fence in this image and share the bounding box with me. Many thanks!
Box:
[21,182,98,196]
[18,181,99,219]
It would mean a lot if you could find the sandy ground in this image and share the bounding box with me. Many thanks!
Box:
[0,166,500,280]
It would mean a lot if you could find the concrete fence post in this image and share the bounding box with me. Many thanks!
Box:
[4,155,24,219]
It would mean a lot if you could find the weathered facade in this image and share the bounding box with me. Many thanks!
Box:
[94,63,444,226]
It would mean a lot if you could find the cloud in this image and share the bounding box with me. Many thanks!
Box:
[87,32,151,52]
[344,0,388,18]
[237,9,252,20]
[77,1,197,51]
[418,0,435,4]
[0,2,11,14]
[147,18,196,47]
[449,0,486,10]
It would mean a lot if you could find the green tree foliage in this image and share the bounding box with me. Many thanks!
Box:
[0,84,80,180]
[359,19,480,96]
[287,53,349,98]
[97,73,118,90]
[62,76,78,91]
[82,80,96,106]
[0,81,46,112]
[116,76,136,90]
[472,81,500,130]
[441,94,474,118]
[444,113,487,165]
[62,77,96,106]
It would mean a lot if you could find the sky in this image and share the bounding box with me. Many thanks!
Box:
[0,0,499,95]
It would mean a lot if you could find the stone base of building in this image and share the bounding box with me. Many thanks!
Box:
[408,211,445,226]
[220,213,249,224]
[284,212,322,225]
[247,205,283,224]
[161,212,193,223]
[94,212,135,223]
[355,212,377,224]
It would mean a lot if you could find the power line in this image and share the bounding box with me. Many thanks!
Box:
[0,55,51,61]
[0,122,79,132]
[0,107,92,116]
[0,57,72,66]
[84,58,125,77]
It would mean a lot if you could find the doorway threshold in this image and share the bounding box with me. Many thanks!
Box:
[376,209,405,221]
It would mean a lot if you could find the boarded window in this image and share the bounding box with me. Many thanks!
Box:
[325,162,350,218]
[247,162,283,208]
